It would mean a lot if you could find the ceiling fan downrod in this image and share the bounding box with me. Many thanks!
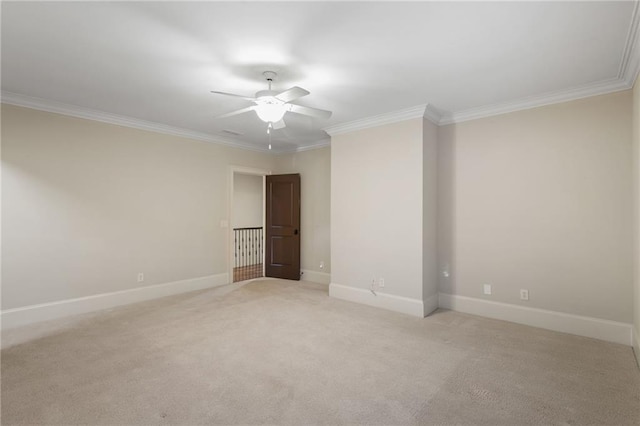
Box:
[263,71,277,91]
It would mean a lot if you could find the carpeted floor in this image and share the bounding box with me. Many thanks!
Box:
[2,279,639,425]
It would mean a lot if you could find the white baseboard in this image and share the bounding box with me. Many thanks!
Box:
[423,293,439,317]
[439,293,632,346]
[633,327,640,368]
[301,269,331,285]
[329,283,425,317]
[1,273,229,330]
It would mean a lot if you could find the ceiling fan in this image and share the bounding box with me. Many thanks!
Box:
[211,71,332,130]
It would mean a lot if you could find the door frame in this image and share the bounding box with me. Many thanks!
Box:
[227,165,271,283]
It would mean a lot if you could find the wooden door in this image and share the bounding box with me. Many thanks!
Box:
[265,174,300,280]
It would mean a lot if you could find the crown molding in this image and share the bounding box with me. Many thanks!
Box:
[270,138,331,155]
[438,77,631,126]
[323,104,427,136]
[322,70,633,133]
[294,138,331,153]
[619,0,640,86]
[423,104,443,125]
[0,91,273,153]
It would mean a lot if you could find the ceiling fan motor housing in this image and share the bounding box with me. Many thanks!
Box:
[255,90,282,102]
[262,71,278,81]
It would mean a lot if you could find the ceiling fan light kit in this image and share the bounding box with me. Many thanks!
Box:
[254,100,288,123]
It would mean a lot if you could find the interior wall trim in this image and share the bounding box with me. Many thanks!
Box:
[439,293,633,346]
[1,273,229,330]
[5,81,634,151]
[618,0,640,84]
[633,327,640,369]
[324,104,428,136]
[438,78,632,125]
[0,91,281,153]
[423,293,439,317]
[329,282,425,317]
[301,270,331,285]
[291,139,331,153]
[423,104,443,125]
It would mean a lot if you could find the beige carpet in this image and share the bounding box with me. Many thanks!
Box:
[2,279,639,425]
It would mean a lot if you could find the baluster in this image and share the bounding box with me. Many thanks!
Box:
[232,227,266,281]
[241,229,243,279]
[258,227,262,276]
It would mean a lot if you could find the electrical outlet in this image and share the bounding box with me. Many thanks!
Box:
[379,278,385,288]
[319,261,324,269]
[442,264,450,278]
[483,284,492,295]
[137,272,144,283]
[520,289,529,301]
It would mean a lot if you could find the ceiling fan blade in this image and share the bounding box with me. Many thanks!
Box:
[216,105,256,119]
[275,86,310,102]
[288,104,332,120]
[210,90,255,101]
[272,119,286,130]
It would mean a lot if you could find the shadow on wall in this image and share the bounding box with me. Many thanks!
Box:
[438,125,457,295]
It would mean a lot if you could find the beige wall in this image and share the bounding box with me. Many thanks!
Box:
[1,105,276,310]
[232,173,263,229]
[633,75,640,358]
[276,146,331,274]
[4,87,635,330]
[438,91,633,323]
[331,119,424,300]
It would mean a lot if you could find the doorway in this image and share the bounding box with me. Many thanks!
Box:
[228,167,301,283]
[230,167,267,283]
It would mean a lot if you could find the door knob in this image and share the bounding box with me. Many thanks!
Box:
[294,229,299,235]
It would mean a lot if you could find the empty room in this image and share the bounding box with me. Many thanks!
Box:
[1,1,640,425]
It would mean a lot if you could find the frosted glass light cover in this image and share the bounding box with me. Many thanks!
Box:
[255,104,286,123]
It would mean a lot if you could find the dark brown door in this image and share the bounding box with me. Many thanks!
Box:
[265,174,300,280]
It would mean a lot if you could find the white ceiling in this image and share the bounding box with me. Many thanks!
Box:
[2,1,639,152]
